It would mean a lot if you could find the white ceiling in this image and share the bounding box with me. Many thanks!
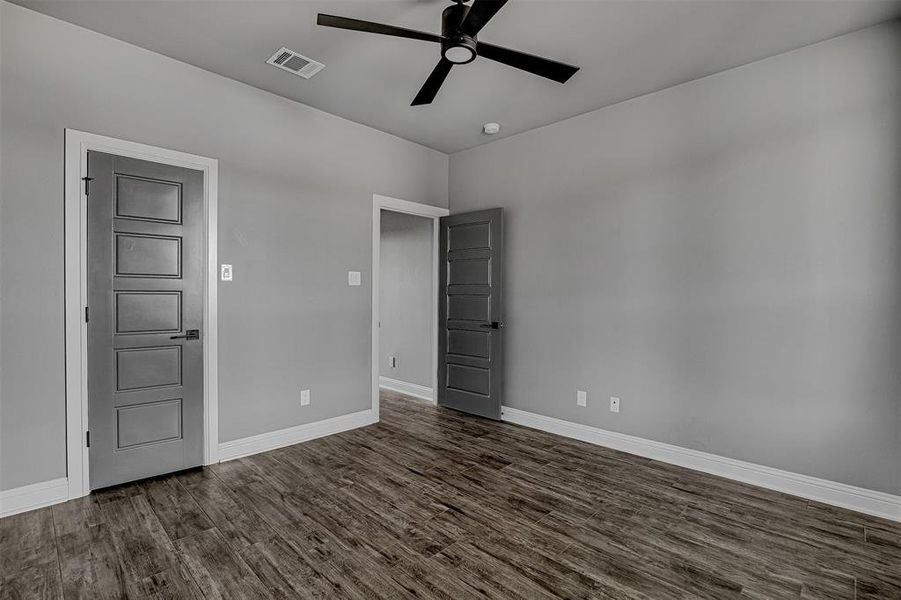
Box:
[14,0,901,153]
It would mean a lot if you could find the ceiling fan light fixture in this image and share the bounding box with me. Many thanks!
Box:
[444,44,476,64]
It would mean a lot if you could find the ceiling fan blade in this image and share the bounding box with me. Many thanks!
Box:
[317,14,443,44]
[476,41,579,84]
[460,0,508,37]
[412,59,453,106]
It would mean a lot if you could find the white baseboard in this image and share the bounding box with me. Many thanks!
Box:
[0,477,70,518]
[6,407,896,523]
[218,408,378,462]
[379,376,434,402]
[501,406,901,523]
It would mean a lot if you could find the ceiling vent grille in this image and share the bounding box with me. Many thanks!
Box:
[266,47,325,79]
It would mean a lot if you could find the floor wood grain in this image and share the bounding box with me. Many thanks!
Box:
[2,390,900,599]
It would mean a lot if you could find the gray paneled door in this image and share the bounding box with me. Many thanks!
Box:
[437,209,504,419]
[87,152,204,490]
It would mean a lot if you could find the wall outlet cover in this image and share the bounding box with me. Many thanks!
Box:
[220,264,233,281]
[300,389,310,406]
[610,397,620,413]
[577,390,587,407]
[348,271,361,286]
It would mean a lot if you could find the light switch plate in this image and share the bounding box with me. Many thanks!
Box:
[577,390,587,407]
[348,271,361,286]
[300,389,310,406]
[220,264,233,281]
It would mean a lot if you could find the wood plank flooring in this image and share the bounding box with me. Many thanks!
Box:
[2,390,900,599]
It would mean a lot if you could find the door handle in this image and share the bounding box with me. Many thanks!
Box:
[479,322,504,329]
[170,329,200,340]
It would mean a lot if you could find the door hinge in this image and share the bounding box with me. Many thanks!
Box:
[82,176,94,196]
[86,431,90,448]
[85,306,89,323]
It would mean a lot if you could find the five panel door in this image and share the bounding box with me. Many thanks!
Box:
[87,152,204,489]
[437,208,504,419]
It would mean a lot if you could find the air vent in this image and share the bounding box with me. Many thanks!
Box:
[266,47,325,79]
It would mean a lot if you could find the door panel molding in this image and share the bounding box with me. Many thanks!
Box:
[371,194,448,420]
[114,174,183,223]
[64,129,219,500]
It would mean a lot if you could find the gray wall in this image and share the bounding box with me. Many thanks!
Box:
[379,211,433,389]
[449,21,901,495]
[0,2,447,491]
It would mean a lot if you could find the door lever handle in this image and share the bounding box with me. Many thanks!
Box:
[479,322,504,329]
[170,329,200,340]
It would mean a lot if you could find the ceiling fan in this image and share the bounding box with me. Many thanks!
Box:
[317,0,580,106]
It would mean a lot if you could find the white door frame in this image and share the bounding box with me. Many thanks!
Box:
[371,194,448,419]
[64,129,219,500]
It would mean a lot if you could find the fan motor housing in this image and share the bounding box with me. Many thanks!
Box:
[441,4,477,64]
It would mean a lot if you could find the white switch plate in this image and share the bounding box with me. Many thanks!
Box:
[576,390,587,407]
[348,271,361,286]
[220,264,233,281]
[610,397,620,413]
[300,389,310,406]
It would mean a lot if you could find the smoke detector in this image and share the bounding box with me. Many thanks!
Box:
[266,47,325,79]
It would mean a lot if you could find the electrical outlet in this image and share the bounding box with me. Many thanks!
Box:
[610,397,620,413]
[576,390,587,407]
[300,389,310,406]
[348,271,361,286]
[220,264,233,281]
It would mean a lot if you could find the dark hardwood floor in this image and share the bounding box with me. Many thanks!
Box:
[2,390,900,599]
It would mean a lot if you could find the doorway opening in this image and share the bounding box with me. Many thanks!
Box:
[370,195,448,419]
